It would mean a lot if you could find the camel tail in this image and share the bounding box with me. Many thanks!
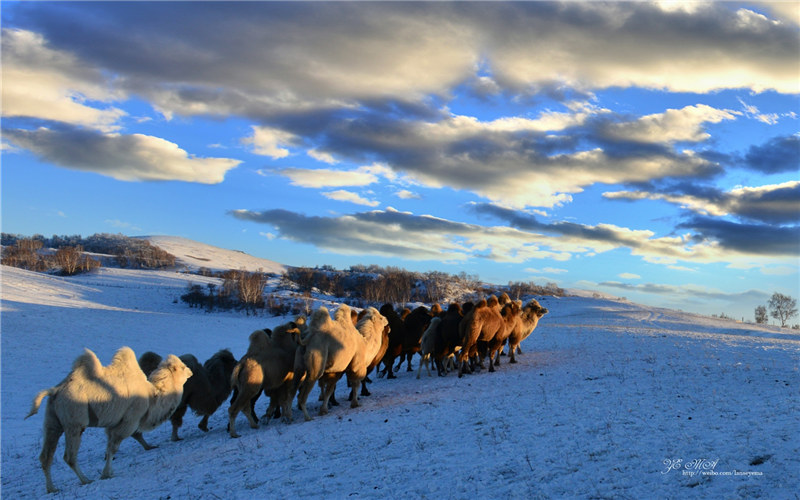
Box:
[25,388,53,419]
[230,362,242,389]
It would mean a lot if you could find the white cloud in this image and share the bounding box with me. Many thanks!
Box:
[759,265,797,276]
[603,181,800,224]
[737,97,791,125]
[3,127,241,184]
[308,148,339,164]
[322,190,380,207]
[106,219,142,231]
[394,189,421,200]
[527,267,569,274]
[274,166,380,188]
[1,28,126,131]
[603,105,737,143]
[618,272,641,280]
[244,126,296,158]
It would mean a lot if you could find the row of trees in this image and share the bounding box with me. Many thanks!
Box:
[282,265,566,305]
[1,239,101,276]
[755,293,798,328]
[181,264,567,315]
[1,234,176,274]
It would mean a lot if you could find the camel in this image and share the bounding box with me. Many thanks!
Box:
[506,299,549,363]
[358,318,391,397]
[457,296,505,377]
[433,303,464,376]
[228,320,302,438]
[378,303,407,379]
[417,317,441,379]
[136,349,237,442]
[487,300,522,368]
[394,305,438,373]
[26,347,192,494]
[295,304,386,421]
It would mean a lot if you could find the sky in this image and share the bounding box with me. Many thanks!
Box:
[1,1,798,318]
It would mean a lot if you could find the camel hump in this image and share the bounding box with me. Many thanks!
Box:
[111,346,140,371]
[334,304,352,324]
[73,348,104,379]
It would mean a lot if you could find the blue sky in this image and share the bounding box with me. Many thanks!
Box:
[2,1,798,318]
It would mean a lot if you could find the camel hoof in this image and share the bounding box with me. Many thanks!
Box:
[170,436,182,442]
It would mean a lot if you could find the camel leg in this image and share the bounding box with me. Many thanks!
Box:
[198,415,210,432]
[349,379,362,408]
[131,431,156,450]
[170,403,188,441]
[406,353,414,372]
[279,383,294,424]
[228,391,257,438]
[40,419,64,493]
[101,427,127,480]
[319,377,339,415]
[227,408,240,439]
[394,354,405,373]
[243,399,259,429]
[63,426,93,485]
[296,378,316,422]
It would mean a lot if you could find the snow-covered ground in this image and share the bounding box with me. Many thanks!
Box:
[144,235,286,274]
[2,260,798,499]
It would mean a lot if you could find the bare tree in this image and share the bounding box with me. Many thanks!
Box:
[768,292,798,327]
[754,305,768,324]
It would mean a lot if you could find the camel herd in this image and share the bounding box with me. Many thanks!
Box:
[26,294,548,494]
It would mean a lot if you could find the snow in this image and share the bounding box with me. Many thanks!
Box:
[143,235,286,275]
[2,254,799,498]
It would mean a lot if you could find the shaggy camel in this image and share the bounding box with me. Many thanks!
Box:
[457,296,505,377]
[26,347,192,493]
[228,320,302,438]
[486,300,522,368]
[416,317,441,379]
[434,303,465,376]
[136,349,237,441]
[295,305,386,421]
[358,319,391,397]
[378,303,407,379]
[506,299,549,363]
[395,305,438,373]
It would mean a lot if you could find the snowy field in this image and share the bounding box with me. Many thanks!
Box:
[2,259,799,499]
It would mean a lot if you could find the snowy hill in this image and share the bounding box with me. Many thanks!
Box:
[144,235,286,274]
[1,261,798,499]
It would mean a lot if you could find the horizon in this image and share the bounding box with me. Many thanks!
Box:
[2,2,798,319]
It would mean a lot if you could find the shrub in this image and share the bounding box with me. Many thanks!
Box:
[53,245,101,276]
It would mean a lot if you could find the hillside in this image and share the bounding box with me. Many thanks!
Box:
[1,243,798,498]
[144,235,286,274]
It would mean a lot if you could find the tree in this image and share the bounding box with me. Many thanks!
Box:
[768,292,798,327]
[754,305,768,324]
